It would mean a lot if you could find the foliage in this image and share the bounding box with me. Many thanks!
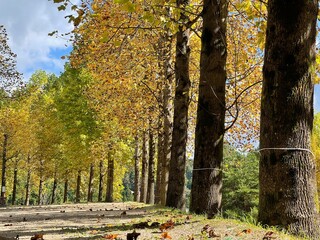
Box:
[222,145,259,216]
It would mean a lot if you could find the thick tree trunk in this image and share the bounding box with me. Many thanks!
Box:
[63,178,68,203]
[76,170,81,203]
[190,0,227,218]
[139,132,148,203]
[1,133,8,205]
[11,159,19,205]
[147,129,155,204]
[259,0,319,237]
[160,34,174,205]
[166,0,190,210]
[98,160,104,202]
[87,163,94,202]
[105,151,114,202]
[51,175,57,204]
[134,136,140,202]
[155,115,164,204]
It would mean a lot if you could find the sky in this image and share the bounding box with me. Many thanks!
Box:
[0,0,319,113]
[0,0,75,80]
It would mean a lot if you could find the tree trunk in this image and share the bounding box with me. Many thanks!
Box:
[155,115,164,204]
[76,170,81,203]
[37,159,44,205]
[105,150,114,202]
[190,0,227,218]
[147,128,155,204]
[38,178,43,205]
[160,33,174,205]
[259,0,319,237]
[63,178,68,203]
[98,160,104,202]
[87,163,94,202]
[1,133,8,205]
[51,175,57,204]
[166,0,191,210]
[134,136,140,202]
[11,159,19,205]
[139,131,148,203]
[25,154,31,206]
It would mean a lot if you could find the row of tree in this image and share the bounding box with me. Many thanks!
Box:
[0,0,319,238]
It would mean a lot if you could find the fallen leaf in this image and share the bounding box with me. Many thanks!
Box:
[30,234,44,240]
[103,234,119,239]
[161,232,172,239]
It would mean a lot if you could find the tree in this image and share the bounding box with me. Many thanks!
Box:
[259,0,319,237]
[0,25,21,92]
[166,0,192,210]
[190,0,228,218]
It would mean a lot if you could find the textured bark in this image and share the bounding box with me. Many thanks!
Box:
[134,136,140,202]
[139,132,148,203]
[106,151,114,202]
[147,129,155,204]
[160,34,174,205]
[166,0,190,210]
[155,116,164,204]
[87,163,94,202]
[1,134,8,205]
[76,170,81,203]
[259,0,319,237]
[51,175,57,204]
[11,159,18,205]
[98,160,104,202]
[63,178,68,203]
[190,0,227,218]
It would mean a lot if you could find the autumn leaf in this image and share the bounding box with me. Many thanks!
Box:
[30,234,44,240]
[159,220,174,232]
[103,234,119,239]
[236,228,252,236]
[161,232,172,239]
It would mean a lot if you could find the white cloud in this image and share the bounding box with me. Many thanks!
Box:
[0,0,76,79]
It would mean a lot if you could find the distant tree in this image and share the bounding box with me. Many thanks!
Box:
[0,25,21,92]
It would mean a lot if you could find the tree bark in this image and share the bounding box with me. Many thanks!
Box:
[105,150,114,202]
[166,0,191,210]
[134,136,140,202]
[139,131,148,203]
[76,170,81,203]
[147,128,155,204]
[259,0,319,237]
[63,178,68,203]
[159,33,174,205]
[190,0,227,218]
[98,160,104,202]
[1,133,8,205]
[11,159,19,205]
[155,115,164,204]
[87,163,94,202]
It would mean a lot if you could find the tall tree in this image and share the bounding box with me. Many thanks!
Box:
[166,0,192,209]
[190,0,228,218]
[259,0,319,237]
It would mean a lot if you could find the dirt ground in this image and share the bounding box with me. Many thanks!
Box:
[0,202,305,240]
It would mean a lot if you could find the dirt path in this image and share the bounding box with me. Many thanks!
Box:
[0,202,304,240]
[0,202,147,240]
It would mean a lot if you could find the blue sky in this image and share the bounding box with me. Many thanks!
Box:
[0,0,76,80]
[0,0,319,113]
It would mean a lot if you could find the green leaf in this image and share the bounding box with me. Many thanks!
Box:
[58,5,66,11]
[53,0,64,3]
[114,0,129,4]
